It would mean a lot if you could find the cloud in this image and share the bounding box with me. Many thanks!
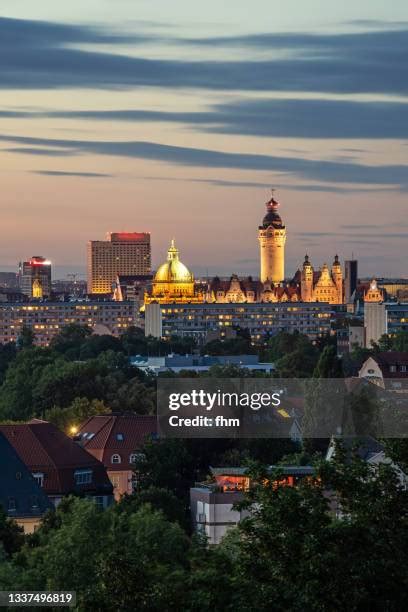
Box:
[5,99,408,139]
[0,17,408,95]
[141,176,403,194]
[1,133,407,187]
[31,170,113,177]
[2,147,76,156]
[0,16,154,47]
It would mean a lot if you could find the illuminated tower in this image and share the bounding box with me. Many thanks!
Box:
[20,256,52,299]
[258,194,286,283]
[301,255,314,302]
[331,255,343,304]
[364,279,385,348]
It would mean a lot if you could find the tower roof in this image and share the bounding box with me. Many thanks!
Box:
[154,239,194,284]
[261,195,284,229]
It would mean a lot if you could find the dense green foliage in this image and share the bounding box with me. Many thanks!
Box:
[1,447,407,611]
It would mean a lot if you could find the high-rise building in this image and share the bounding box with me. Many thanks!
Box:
[20,256,52,299]
[364,279,385,347]
[345,260,358,302]
[258,195,286,283]
[87,232,151,294]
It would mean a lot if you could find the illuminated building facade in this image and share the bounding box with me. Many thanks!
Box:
[87,232,151,294]
[0,301,134,347]
[300,255,343,305]
[144,301,333,343]
[144,239,204,304]
[20,256,52,299]
[258,195,286,283]
[364,279,385,347]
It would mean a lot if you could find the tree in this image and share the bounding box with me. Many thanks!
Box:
[313,345,343,378]
[0,347,56,421]
[99,505,189,611]
[17,326,35,349]
[116,485,188,530]
[49,324,92,360]
[0,343,17,385]
[44,397,111,433]
[0,507,24,558]
[222,451,408,611]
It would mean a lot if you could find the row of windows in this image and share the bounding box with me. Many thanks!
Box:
[111,453,144,465]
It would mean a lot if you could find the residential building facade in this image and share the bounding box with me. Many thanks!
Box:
[0,300,134,346]
[145,301,334,343]
[77,415,157,500]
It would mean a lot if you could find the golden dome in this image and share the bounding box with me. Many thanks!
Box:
[154,239,194,284]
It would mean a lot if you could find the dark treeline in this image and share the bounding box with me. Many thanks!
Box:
[1,445,408,611]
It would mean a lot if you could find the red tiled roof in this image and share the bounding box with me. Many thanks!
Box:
[0,421,112,496]
[373,352,408,378]
[78,415,157,471]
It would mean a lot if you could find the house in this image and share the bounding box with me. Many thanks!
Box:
[359,352,408,381]
[359,352,408,388]
[77,414,157,500]
[0,432,52,533]
[190,465,314,545]
[0,420,113,508]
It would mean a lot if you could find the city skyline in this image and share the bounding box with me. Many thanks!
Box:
[1,1,408,278]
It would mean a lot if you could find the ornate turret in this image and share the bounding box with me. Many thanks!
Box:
[258,192,286,283]
[301,254,314,302]
[364,279,383,303]
[331,254,343,304]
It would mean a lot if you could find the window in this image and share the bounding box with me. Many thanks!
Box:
[110,474,120,489]
[111,454,121,464]
[94,496,104,510]
[8,497,16,512]
[32,472,44,488]
[74,469,93,485]
[116,433,124,441]
[31,495,39,510]
[390,365,397,373]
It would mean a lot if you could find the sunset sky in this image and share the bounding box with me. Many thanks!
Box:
[1,0,407,279]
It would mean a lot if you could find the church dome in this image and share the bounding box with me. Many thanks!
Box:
[154,239,194,283]
[261,196,284,229]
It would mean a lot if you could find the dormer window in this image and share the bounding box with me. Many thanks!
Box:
[111,454,121,464]
[32,472,44,488]
[116,433,124,441]
[74,469,93,485]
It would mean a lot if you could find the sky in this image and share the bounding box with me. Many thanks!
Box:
[0,1,407,279]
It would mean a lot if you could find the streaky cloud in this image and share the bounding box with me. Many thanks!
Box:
[31,170,113,178]
[3,98,408,139]
[0,17,408,95]
[0,133,407,187]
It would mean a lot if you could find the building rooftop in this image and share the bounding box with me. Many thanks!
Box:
[77,414,158,471]
[0,432,52,519]
[0,420,112,496]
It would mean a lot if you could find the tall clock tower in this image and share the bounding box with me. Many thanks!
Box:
[258,194,286,283]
